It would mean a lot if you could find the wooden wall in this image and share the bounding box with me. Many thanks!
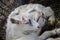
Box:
[0,0,16,40]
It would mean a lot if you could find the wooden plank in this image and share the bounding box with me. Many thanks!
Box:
[0,0,11,10]
[0,1,11,12]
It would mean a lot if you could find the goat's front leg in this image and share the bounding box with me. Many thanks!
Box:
[46,37,60,40]
[39,31,55,40]
[39,28,60,40]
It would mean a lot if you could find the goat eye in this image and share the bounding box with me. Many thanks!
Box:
[29,19,31,24]
[10,18,19,24]
[25,19,32,26]
[29,19,32,26]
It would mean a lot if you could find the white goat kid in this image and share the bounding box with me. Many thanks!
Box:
[6,4,55,40]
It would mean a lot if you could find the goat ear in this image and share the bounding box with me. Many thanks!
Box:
[47,16,55,26]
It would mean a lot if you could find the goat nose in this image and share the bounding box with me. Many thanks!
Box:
[37,25,41,29]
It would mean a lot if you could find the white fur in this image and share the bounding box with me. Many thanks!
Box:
[6,4,55,40]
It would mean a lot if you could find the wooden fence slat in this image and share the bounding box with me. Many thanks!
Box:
[0,0,16,40]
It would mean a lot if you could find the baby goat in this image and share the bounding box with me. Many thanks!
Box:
[6,4,55,40]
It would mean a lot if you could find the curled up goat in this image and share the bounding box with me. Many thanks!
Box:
[6,4,55,40]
